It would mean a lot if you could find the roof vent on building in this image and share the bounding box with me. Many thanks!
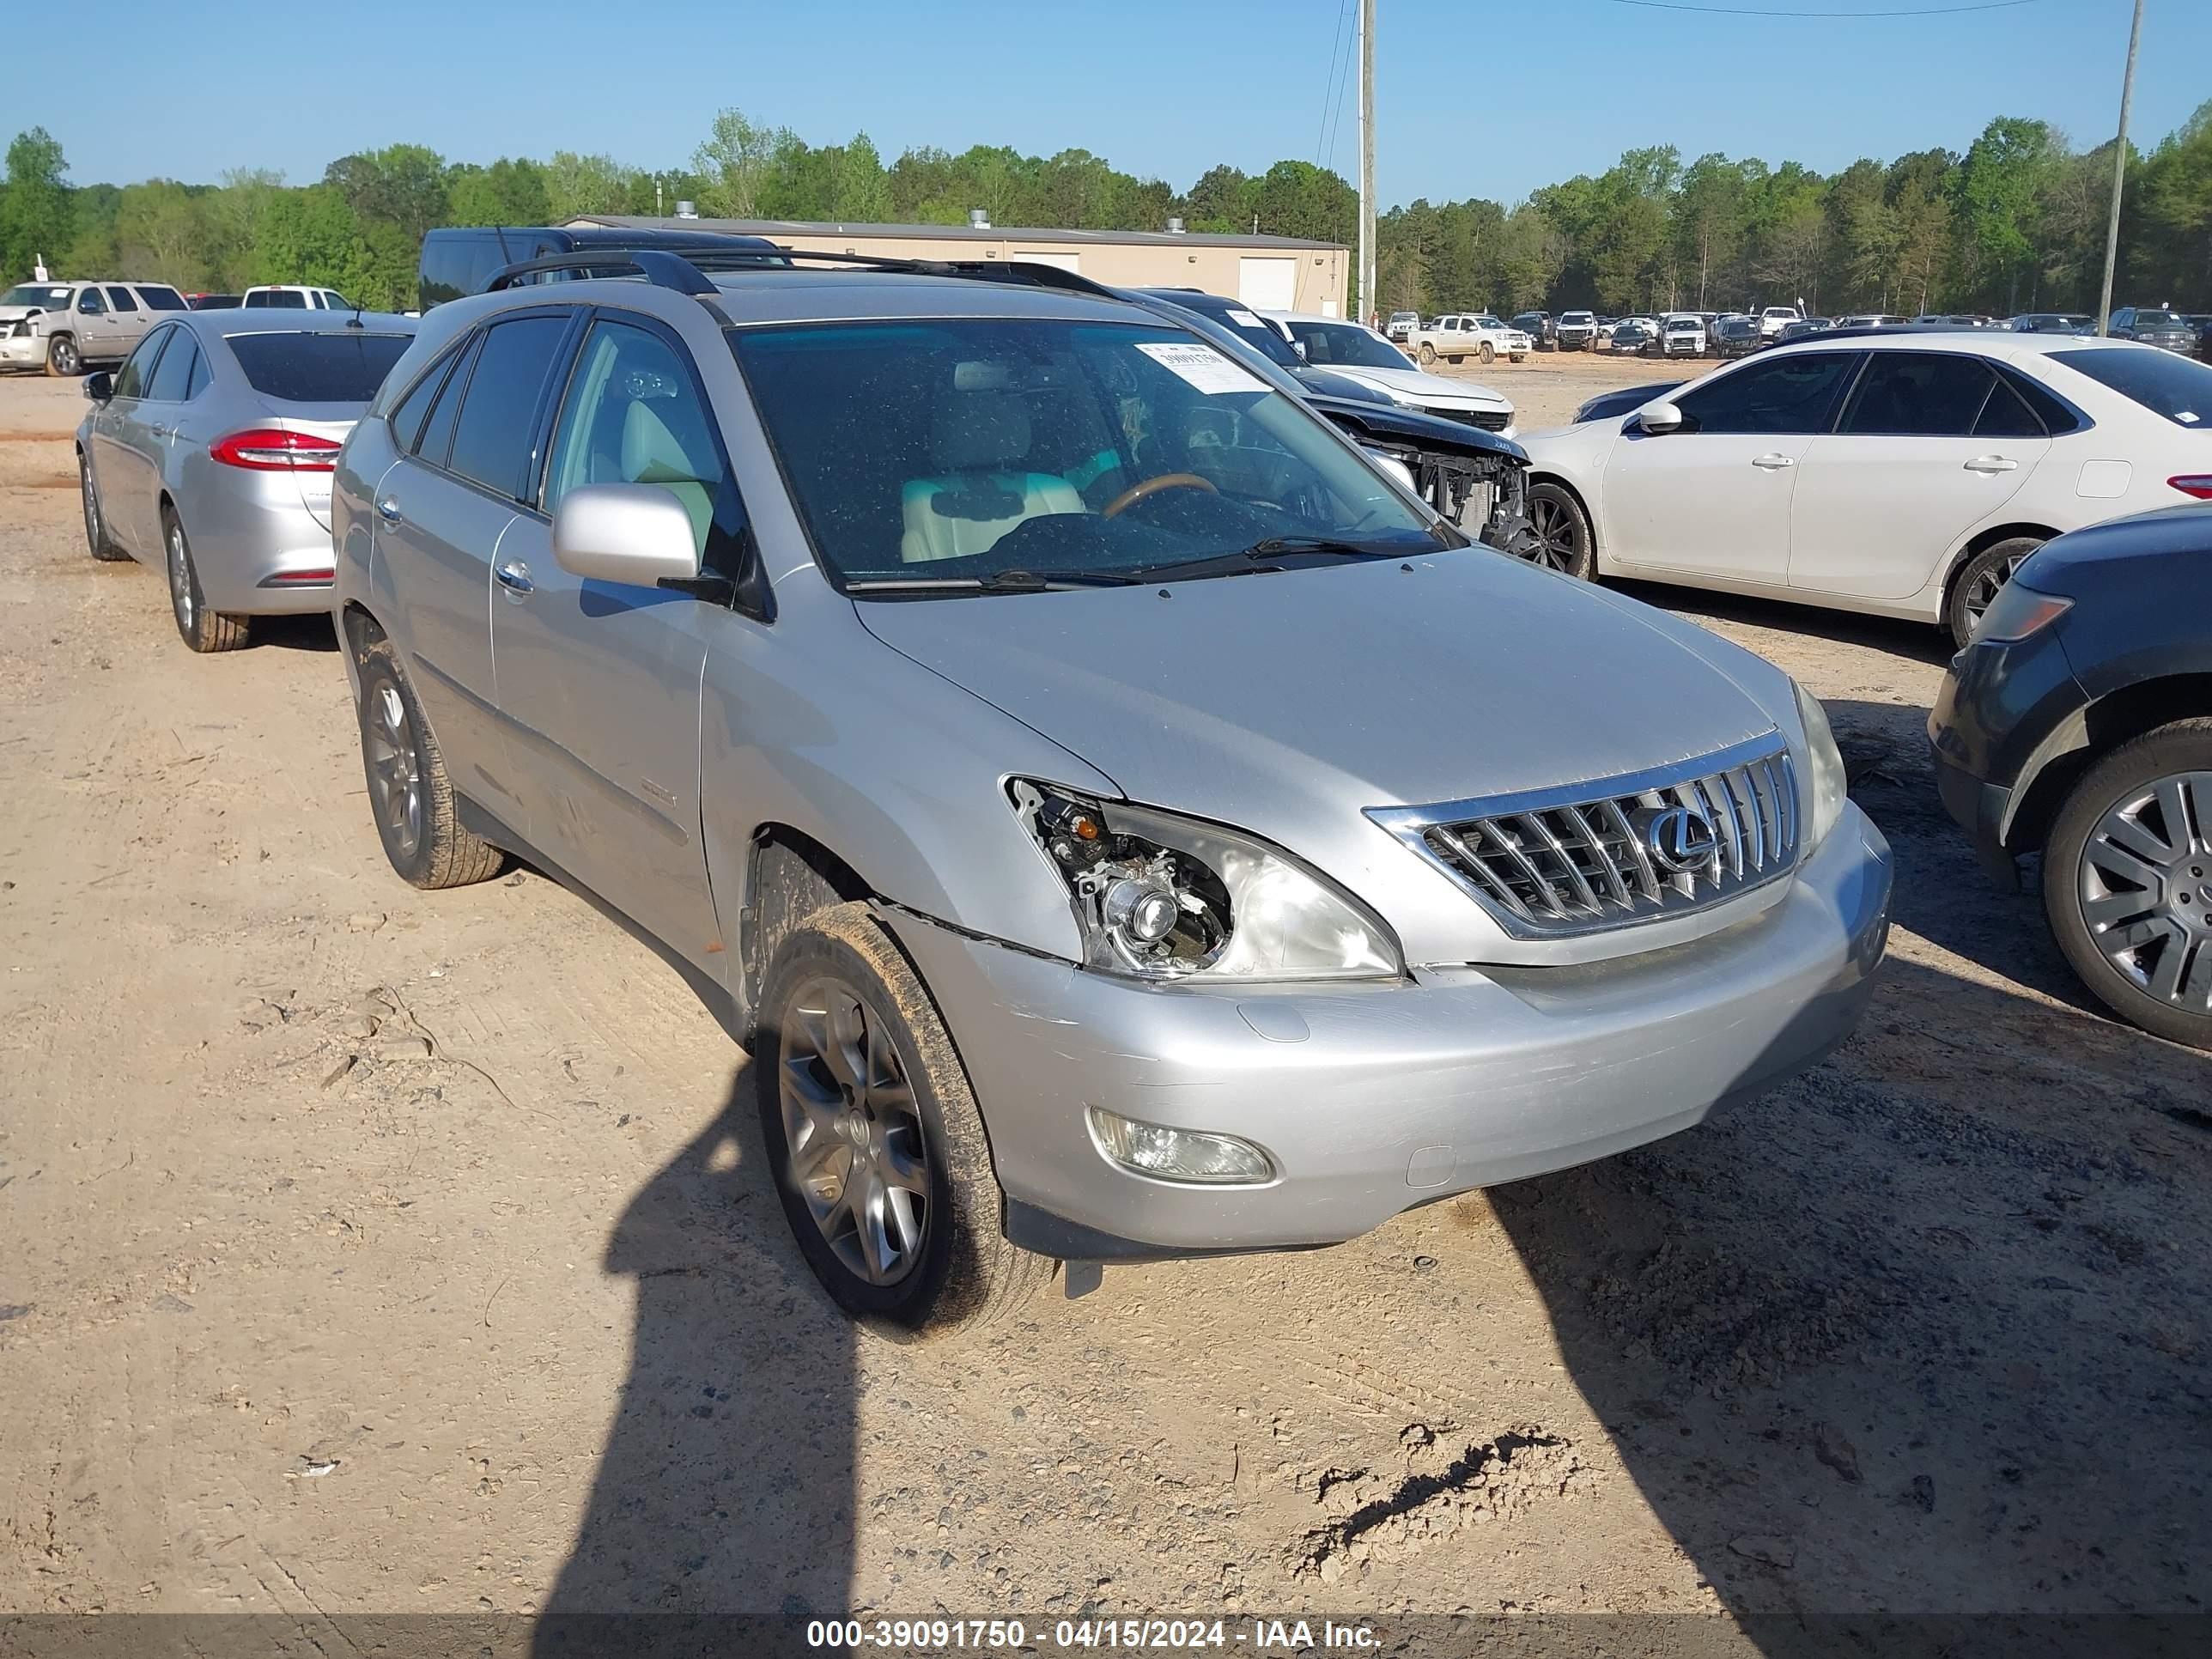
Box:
[969,209,991,229]
[1166,216,1185,234]
[675,200,698,220]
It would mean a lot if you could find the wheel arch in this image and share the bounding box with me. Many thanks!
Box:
[1940,521,2063,620]
[739,824,878,1024]
[2008,672,2212,854]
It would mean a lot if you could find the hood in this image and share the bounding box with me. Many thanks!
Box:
[0,305,48,325]
[1332,364,1510,409]
[2023,503,2212,597]
[856,550,1773,831]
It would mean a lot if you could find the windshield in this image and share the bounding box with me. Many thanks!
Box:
[2049,348,2212,428]
[1665,318,1698,331]
[731,318,1441,592]
[1289,321,1413,371]
[225,331,413,403]
[2,284,72,310]
[1561,313,1594,325]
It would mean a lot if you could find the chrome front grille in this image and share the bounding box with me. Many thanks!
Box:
[1370,733,1800,938]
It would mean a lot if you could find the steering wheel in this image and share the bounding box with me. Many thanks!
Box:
[1102,472,1218,520]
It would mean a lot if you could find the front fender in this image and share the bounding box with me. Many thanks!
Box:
[700,575,1118,1017]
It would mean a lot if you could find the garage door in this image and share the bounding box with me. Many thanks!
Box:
[1237,257,1296,312]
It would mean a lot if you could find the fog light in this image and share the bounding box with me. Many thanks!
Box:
[1087,1107,1274,1185]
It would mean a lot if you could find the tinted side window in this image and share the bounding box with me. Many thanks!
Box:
[1676,352,1858,434]
[104,286,139,313]
[137,286,188,311]
[414,336,481,465]
[443,315,573,499]
[544,319,732,561]
[146,331,200,401]
[1838,352,1998,437]
[1972,375,2044,438]
[388,346,461,453]
[112,327,168,399]
[184,345,211,400]
[1999,365,2082,435]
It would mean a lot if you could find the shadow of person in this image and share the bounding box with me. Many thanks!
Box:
[533,1074,856,1657]
[1485,760,2212,1656]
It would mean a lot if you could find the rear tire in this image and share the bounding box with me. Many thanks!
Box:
[1947,536,2045,650]
[755,902,1054,1337]
[352,634,504,889]
[162,507,249,653]
[80,453,126,562]
[1479,342,1496,364]
[2042,720,2212,1051]
[1524,483,1596,580]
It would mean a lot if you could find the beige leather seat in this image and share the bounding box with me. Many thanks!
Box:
[621,398,715,548]
[899,391,1084,563]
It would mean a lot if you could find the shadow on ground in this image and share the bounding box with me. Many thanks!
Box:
[532,1074,855,1656]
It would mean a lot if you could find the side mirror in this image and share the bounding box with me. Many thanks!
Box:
[551,483,704,588]
[1637,400,1685,434]
[82,371,113,403]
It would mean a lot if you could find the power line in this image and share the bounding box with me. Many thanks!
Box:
[1595,0,2038,15]
[1316,0,1352,167]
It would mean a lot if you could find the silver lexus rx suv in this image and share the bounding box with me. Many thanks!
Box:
[331,250,1893,1334]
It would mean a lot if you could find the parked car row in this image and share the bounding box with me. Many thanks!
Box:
[63,235,1899,1334]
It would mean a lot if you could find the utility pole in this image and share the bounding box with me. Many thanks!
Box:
[2095,0,2143,337]
[1358,0,1376,325]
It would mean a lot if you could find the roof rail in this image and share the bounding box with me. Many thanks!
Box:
[483,247,783,294]
[483,243,1129,306]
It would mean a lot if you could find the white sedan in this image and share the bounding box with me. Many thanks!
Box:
[1267,312,1516,438]
[1515,331,2212,646]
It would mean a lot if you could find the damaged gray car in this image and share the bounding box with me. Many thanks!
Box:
[333,249,1893,1334]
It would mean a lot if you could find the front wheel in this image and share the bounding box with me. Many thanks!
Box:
[1417,343,1436,365]
[1479,342,1495,364]
[2043,720,2212,1050]
[46,335,82,377]
[756,903,1054,1336]
[1522,483,1596,580]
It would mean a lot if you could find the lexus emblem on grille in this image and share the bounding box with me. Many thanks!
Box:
[1644,805,1719,874]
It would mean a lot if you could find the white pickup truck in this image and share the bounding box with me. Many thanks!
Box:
[1756,304,1804,341]
[1407,313,1529,366]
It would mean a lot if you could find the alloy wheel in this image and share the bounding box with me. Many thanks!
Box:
[1962,551,2028,635]
[2076,771,2212,1012]
[52,338,80,375]
[363,682,425,865]
[167,523,195,633]
[779,977,931,1287]
[1526,495,1584,574]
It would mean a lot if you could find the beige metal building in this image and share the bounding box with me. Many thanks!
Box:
[567,214,1348,315]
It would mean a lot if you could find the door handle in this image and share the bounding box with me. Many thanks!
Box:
[1751,453,1796,470]
[494,558,534,596]
[375,497,402,525]
[1964,455,2019,473]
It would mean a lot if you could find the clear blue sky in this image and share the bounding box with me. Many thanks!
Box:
[21,0,2203,210]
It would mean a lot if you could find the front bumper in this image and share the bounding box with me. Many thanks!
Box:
[886,803,1893,1257]
[0,332,46,368]
[1927,627,2090,883]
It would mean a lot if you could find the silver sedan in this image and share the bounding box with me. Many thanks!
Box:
[76,309,416,651]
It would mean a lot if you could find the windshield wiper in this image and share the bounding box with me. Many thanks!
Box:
[847,567,1142,595]
[1129,536,1417,583]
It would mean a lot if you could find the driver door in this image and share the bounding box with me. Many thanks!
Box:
[490,312,744,969]
[1600,349,1861,583]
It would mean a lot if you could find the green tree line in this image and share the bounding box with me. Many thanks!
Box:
[2,104,2207,317]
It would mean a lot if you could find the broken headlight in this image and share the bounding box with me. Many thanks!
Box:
[1012,782,1402,983]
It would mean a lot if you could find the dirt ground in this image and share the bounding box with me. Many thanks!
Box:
[3,361,2209,1654]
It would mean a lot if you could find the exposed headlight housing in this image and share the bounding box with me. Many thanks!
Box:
[1794,683,1848,849]
[1012,782,1403,982]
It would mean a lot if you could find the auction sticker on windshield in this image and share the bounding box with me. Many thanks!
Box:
[1134,341,1267,395]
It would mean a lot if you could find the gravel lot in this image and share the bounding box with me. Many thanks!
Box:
[2,359,2208,1652]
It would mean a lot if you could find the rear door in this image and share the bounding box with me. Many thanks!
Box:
[89,325,174,555]
[372,309,577,822]
[1788,351,2047,602]
[489,311,736,963]
[1599,349,1860,581]
[102,286,151,357]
